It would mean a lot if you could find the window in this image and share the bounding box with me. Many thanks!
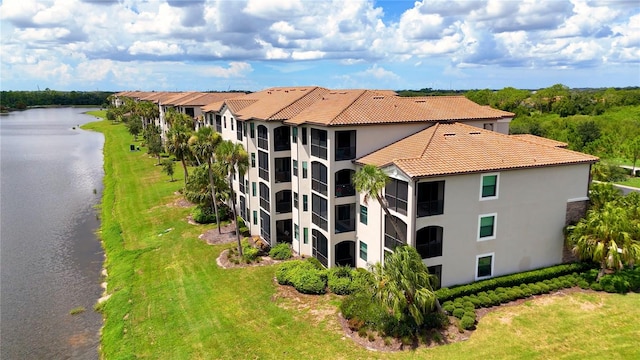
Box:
[252,182,256,197]
[481,174,499,199]
[293,192,298,209]
[476,253,494,280]
[312,194,328,230]
[303,195,308,211]
[416,226,443,259]
[223,116,227,128]
[335,203,355,233]
[259,182,270,210]
[215,115,222,133]
[360,205,367,225]
[310,128,327,159]
[250,122,255,138]
[302,161,308,178]
[311,162,328,195]
[293,160,298,177]
[312,229,328,267]
[483,123,493,131]
[274,126,291,151]
[258,151,269,181]
[239,195,247,220]
[427,265,442,289]
[335,169,355,197]
[301,127,307,145]
[239,175,245,194]
[253,210,258,225]
[335,130,356,161]
[303,227,308,244]
[257,125,268,150]
[245,179,249,194]
[243,123,247,137]
[359,241,367,261]
[417,181,444,217]
[385,179,408,215]
[236,120,243,141]
[292,127,298,143]
[478,214,497,240]
[275,157,291,183]
[275,190,292,214]
[231,118,234,131]
[294,224,299,240]
[260,210,271,242]
[251,153,256,168]
[384,215,407,251]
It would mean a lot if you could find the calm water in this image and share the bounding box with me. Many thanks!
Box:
[1,108,105,359]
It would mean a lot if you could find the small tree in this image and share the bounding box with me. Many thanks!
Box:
[161,159,175,182]
[371,246,440,331]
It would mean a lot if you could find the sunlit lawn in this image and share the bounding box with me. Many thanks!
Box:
[84,113,640,359]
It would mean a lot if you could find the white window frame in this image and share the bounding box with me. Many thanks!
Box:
[477,213,497,241]
[479,173,499,201]
[475,252,495,281]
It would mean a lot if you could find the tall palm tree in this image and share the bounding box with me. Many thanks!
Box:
[165,123,192,186]
[371,246,439,329]
[568,202,640,280]
[216,140,249,256]
[353,164,405,242]
[189,127,223,232]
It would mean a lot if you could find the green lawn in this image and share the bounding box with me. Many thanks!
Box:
[84,114,640,359]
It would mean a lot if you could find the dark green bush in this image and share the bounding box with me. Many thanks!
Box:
[349,269,375,293]
[599,274,630,293]
[578,280,590,289]
[191,205,216,224]
[423,311,450,329]
[478,295,492,307]
[435,262,593,302]
[460,316,475,330]
[242,245,260,263]
[464,310,476,320]
[442,303,455,314]
[340,289,393,331]
[269,243,293,260]
[452,308,465,319]
[590,282,603,291]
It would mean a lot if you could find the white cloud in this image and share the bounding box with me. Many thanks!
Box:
[243,0,303,19]
[359,64,400,80]
[128,41,184,56]
[204,62,253,78]
[291,50,325,60]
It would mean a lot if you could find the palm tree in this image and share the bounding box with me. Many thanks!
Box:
[189,126,223,232]
[353,164,405,242]
[589,182,622,210]
[215,140,249,256]
[371,246,439,329]
[165,123,192,186]
[568,202,640,280]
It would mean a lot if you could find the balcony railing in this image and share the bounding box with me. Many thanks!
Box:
[417,200,444,217]
[335,218,355,233]
[259,167,269,181]
[311,145,327,160]
[335,146,356,161]
[312,213,328,231]
[313,250,328,268]
[384,236,405,251]
[276,200,292,214]
[260,197,270,210]
[312,179,327,195]
[275,170,291,183]
[335,183,355,197]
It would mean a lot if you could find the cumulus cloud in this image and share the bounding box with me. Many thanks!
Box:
[128,41,184,56]
[204,62,253,78]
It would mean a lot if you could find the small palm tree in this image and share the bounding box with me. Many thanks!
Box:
[216,140,249,256]
[166,123,192,186]
[371,246,439,329]
[568,202,640,280]
[189,127,223,232]
[353,164,405,242]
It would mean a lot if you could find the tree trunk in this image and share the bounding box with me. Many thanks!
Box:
[229,175,243,257]
[376,194,406,243]
[207,160,221,234]
[181,158,189,186]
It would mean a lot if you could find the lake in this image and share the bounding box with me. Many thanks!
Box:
[0,108,105,359]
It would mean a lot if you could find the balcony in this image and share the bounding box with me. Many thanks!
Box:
[335,146,356,161]
[417,200,444,217]
[275,157,291,183]
[274,126,291,152]
[275,190,292,214]
[335,169,355,197]
[335,130,356,161]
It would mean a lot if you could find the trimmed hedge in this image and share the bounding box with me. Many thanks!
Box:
[275,259,327,294]
[435,262,593,302]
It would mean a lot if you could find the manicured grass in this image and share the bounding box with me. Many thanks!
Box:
[85,116,640,359]
[619,176,640,188]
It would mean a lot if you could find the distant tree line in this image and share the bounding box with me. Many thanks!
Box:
[0,89,114,111]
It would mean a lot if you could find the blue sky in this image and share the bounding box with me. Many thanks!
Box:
[1,0,639,92]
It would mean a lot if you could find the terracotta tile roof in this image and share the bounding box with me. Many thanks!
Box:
[286,93,514,126]
[356,122,598,178]
[233,87,327,121]
[162,92,203,106]
[176,92,246,107]
[511,134,568,148]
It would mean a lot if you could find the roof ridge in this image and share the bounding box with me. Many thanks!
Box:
[418,122,440,159]
[327,89,369,126]
[266,86,322,119]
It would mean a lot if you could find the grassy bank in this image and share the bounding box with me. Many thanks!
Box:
[84,114,640,359]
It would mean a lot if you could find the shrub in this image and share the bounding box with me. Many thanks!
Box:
[590,282,603,291]
[242,245,260,263]
[291,267,327,294]
[191,205,216,224]
[349,269,375,293]
[340,289,392,332]
[578,280,590,289]
[423,311,450,329]
[460,316,475,330]
[464,310,476,321]
[452,308,465,319]
[305,257,325,270]
[358,327,368,338]
[328,276,352,295]
[599,274,630,294]
[269,243,293,260]
[276,260,305,286]
[347,317,364,331]
[478,295,493,307]
[442,303,455,314]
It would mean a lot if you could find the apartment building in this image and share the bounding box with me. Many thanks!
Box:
[116,87,597,288]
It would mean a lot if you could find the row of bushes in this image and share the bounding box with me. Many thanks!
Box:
[435,262,593,302]
[275,259,373,295]
[585,268,640,293]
